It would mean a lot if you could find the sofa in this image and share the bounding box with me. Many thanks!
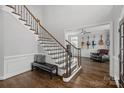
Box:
[90,49,109,62]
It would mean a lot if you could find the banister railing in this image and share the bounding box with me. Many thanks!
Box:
[65,40,81,74]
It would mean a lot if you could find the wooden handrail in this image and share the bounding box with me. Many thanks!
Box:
[6,5,15,9]
[65,40,80,50]
[24,5,67,50]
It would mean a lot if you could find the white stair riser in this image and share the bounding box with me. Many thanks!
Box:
[55,57,66,62]
[44,47,61,50]
[48,50,65,54]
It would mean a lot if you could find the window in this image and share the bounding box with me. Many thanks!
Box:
[70,36,78,47]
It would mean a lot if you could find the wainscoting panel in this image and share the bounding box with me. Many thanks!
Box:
[3,53,35,79]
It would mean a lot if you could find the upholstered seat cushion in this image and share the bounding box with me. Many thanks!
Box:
[34,54,46,63]
[33,62,57,70]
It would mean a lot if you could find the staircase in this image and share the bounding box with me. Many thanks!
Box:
[5,5,82,82]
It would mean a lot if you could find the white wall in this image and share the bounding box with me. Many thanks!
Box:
[0,8,4,78]
[3,11,38,56]
[42,5,114,45]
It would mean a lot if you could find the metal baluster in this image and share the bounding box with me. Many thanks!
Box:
[33,19,35,30]
[28,14,31,26]
[63,49,65,71]
[34,20,36,31]
[20,6,23,19]
[26,10,28,24]
[80,49,81,66]
[15,5,16,12]
[37,21,39,34]
[18,5,19,14]
[36,21,39,34]
[123,23,124,77]
[30,17,33,29]
[58,45,59,66]
[119,25,122,86]
[32,19,34,30]
[23,6,25,20]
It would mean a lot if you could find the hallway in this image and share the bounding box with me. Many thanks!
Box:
[0,58,117,88]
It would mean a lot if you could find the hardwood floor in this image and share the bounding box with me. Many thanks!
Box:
[0,57,117,88]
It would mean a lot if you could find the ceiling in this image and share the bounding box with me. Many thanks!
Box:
[42,5,114,29]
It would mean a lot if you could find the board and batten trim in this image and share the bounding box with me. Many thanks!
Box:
[2,53,36,80]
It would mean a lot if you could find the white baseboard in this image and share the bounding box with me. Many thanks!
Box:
[3,53,35,80]
[114,76,119,88]
[63,66,82,82]
[113,56,119,88]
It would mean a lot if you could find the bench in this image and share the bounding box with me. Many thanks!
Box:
[31,54,58,79]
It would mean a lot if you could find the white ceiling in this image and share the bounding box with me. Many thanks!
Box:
[42,5,114,29]
[40,5,122,44]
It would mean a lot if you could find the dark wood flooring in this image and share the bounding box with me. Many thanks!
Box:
[0,57,117,88]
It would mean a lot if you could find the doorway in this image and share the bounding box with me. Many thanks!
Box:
[64,22,113,79]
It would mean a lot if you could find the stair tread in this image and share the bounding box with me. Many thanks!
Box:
[38,37,52,39]
[40,39,54,42]
[38,39,53,41]
[52,55,65,59]
[40,42,57,44]
[45,49,62,51]
[25,24,31,26]
[43,45,60,47]
[30,28,36,31]
[49,52,65,55]
[55,60,65,64]
[19,18,27,22]
[34,32,38,34]
[12,12,21,16]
